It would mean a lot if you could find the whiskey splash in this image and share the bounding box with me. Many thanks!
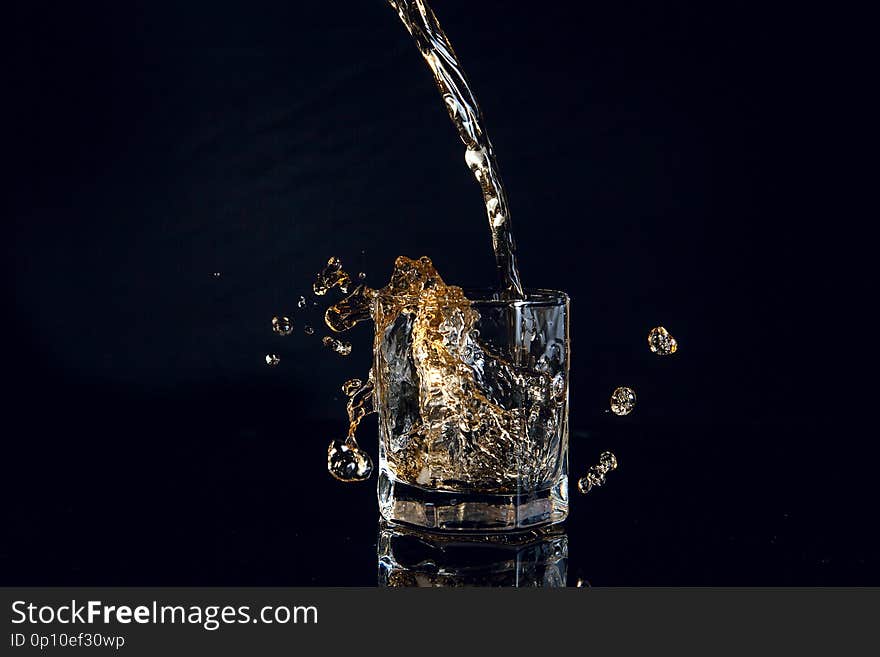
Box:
[327,373,376,482]
[255,1,691,526]
[321,256,566,493]
[313,256,352,296]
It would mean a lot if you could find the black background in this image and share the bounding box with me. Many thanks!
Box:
[4,1,872,584]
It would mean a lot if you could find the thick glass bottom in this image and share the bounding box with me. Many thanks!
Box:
[377,469,569,532]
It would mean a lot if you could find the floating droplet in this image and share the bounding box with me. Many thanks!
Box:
[610,386,636,416]
[265,354,281,367]
[322,336,352,356]
[341,378,364,397]
[313,256,352,296]
[212,272,221,278]
[271,316,293,336]
[587,467,606,487]
[577,470,605,495]
[599,450,618,471]
[327,439,373,482]
[358,271,367,280]
[297,296,307,308]
[303,325,314,335]
[648,326,678,356]
[577,451,618,495]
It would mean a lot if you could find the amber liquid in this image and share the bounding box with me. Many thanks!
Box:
[323,257,567,495]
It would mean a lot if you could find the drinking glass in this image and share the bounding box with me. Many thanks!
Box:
[373,289,570,531]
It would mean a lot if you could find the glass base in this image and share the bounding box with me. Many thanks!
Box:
[378,470,569,532]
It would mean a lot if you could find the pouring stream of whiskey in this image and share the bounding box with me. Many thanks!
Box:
[387,0,525,299]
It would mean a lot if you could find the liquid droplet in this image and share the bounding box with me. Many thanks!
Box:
[303,325,314,335]
[313,256,352,296]
[265,354,281,367]
[577,450,618,495]
[610,386,636,416]
[325,285,373,332]
[358,271,367,280]
[327,440,373,482]
[271,316,293,336]
[297,296,307,308]
[599,450,618,471]
[322,336,352,356]
[342,378,364,397]
[588,469,606,487]
[648,326,678,356]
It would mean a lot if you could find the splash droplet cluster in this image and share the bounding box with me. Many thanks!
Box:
[577,451,617,494]
[313,256,352,296]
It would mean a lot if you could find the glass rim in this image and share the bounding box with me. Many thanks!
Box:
[372,287,569,308]
[462,288,569,307]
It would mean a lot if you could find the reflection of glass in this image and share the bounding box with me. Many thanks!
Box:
[377,522,568,587]
[374,290,570,531]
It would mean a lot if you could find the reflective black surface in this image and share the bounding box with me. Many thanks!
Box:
[5,1,872,584]
[3,412,872,585]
